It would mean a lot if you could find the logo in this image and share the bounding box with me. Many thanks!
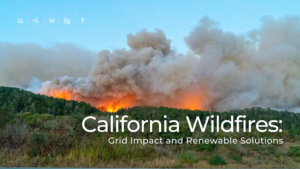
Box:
[49,18,55,23]
[32,17,39,24]
[64,17,71,24]
[17,18,24,24]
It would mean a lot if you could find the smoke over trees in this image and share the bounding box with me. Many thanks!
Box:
[1,16,300,112]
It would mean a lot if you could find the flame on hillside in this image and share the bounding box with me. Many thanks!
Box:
[50,90,72,100]
[49,89,205,112]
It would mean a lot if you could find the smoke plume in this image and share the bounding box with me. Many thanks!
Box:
[3,16,300,112]
[0,42,97,88]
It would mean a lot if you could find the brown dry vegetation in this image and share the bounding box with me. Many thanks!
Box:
[1,113,300,168]
[1,144,300,168]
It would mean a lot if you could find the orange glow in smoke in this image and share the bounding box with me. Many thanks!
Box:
[49,90,138,112]
[97,95,137,112]
[50,90,72,100]
[167,90,205,111]
[179,97,201,110]
[49,88,207,112]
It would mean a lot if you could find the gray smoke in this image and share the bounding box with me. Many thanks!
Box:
[0,42,97,88]
[184,16,300,112]
[4,15,300,112]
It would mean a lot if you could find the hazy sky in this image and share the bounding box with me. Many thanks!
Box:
[0,0,299,53]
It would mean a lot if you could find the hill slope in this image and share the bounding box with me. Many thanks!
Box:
[1,86,300,168]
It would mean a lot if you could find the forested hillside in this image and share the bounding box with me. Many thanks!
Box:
[0,87,99,127]
[1,86,300,130]
[0,87,100,115]
[1,86,300,168]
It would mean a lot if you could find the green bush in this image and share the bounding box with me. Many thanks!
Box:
[293,157,300,163]
[27,148,41,157]
[16,113,41,127]
[0,111,13,128]
[178,151,199,165]
[288,146,300,157]
[208,155,227,166]
[16,112,31,119]
[40,113,54,121]
[274,152,281,159]
[27,133,49,157]
[231,154,242,163]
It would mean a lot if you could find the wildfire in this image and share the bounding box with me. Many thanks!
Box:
[98,101,126,113]
[97,94,137,112]
[48,89,206,113]
[50,90,72,100]
[49,90,137,112]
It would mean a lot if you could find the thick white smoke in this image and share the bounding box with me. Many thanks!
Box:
[184,16,300,112]
[39,29,208,110]
[4,15,300,112]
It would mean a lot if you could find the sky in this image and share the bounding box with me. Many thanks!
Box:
[0,0,300,53]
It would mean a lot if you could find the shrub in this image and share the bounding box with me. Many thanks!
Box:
[231,154,242,163]
[293,157,300,163]
[16,112,31,119]
[178,151,199,165]
[197,143,217,152]
[17,113,41,127]
[158,122,192,140]
[0,111,13,128]
[260,144,275,155]
[31,133,48,146]
[40,113,54,121]
[208,155,227,166]
[27,133,48,157]
[288,146,300,157]
[274,152,281,159]
[227,143,238,153]
[140,145,155,157]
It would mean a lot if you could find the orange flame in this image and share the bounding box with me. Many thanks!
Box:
[49,90,137,112]
[50,90,72,100]
[97,94,137,112]
[48,86,208,112]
